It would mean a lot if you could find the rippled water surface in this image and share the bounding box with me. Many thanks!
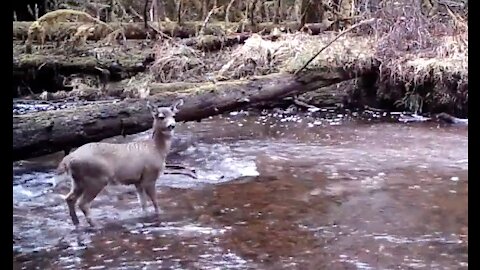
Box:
[13,111,468,269]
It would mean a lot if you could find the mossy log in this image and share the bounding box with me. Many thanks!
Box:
[45,78,349,106]
[13,54,149,76]
[13,69,361,160]
[13,52,155,95]
[13,21,302,41]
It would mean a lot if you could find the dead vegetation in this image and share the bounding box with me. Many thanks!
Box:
[13,0,468,116]
[150,0,468,114]
[371,0,468,114]
[25,9,114,53]
[150,40,209,82]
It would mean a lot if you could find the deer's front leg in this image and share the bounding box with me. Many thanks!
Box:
[144,182,160,214]
[135,183,148,213]
[142,169,161,215]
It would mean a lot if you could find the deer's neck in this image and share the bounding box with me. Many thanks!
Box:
[151,129,173,156]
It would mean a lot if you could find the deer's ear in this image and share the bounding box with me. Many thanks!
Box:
[170,99,184,113]
[146,101,157,117]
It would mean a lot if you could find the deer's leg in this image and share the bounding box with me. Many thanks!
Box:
[141,169,161,214]
[65,183,83,226]
[144,182,160,214]
[145,182,160,214]
[78,182,106,228]
[135,183,148,213]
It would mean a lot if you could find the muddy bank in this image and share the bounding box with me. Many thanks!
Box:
[13,112,468,269]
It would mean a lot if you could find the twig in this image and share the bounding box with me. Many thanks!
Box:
[299,0,312,27]
[200,6,221,35]
[442,3,467,30]
[225,0,236,24]
[37,62,47,71]
[364,105,387,112]
[294,18,376,76]
[292,98,318,109]
[164,164,198,179]
[166,164,191,170]
[129,6,144,21]
[164,170,198,179]
[27,5,35,19]
[141,0,173,41]
[34,4,39,20]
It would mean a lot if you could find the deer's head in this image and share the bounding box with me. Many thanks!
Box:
[147,99,184,136]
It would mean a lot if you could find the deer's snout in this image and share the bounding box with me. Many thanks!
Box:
[164,117,176,130]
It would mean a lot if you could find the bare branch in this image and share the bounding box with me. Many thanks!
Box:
[200,6,222,35]
[294,18,376,75]
[225,0,236,24]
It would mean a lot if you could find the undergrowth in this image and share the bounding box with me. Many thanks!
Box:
[19,0,466,115]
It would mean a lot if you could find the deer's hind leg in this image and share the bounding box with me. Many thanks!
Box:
[65,181,83,226]
[77,179,107,228]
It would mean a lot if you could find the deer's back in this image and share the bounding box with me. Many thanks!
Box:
[63,141,166,184]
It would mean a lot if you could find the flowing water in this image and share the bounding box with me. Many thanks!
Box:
[13,110,468,270]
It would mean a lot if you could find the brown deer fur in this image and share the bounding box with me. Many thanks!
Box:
[55,99,184,228]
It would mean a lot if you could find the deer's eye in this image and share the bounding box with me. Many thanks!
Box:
[158,115,165,120]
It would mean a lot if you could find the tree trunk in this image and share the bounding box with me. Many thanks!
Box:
[296,0,324,26]
[13,69,359,160]
[164,0,177,20]
[157,0,166,21]
[273,0,281,24]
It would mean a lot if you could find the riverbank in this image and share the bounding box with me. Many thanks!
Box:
[13,2,468,160]
[13,24,467,114]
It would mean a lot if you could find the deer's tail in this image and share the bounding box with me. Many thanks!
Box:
[53,160,71,188]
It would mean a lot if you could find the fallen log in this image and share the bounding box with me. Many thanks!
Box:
[181,34,252,51]
[13,21,301,41]
[13,54,150,77]
[13,68,360,160]
[34,76,350,108]
[13,49,155,95]
[434,112,468,125]
[180,32,289,51]
[27,80,250,100]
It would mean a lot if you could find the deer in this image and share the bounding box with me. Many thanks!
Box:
[54,99,184,228]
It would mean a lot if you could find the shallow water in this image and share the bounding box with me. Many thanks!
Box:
[13,111,468,269]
